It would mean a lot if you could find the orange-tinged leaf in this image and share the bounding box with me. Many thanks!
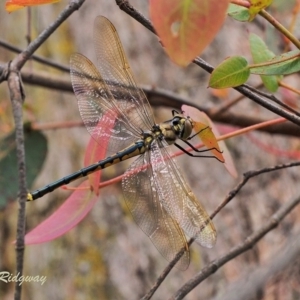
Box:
[25,186,98,244]
[182,105,238,177]
[182,105,223,161]
[5,0,60,12]
[248,0,272,21]
[150,0,230,66]
[210,88,229,100]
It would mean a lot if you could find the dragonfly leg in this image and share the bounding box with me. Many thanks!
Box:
[182,139,223,154]
[174,142,224,163]
[187,126,211,140]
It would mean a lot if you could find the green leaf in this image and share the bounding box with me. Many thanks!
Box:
[249,33,278,92]
[0,128,48,209]
[209,56,250,89]
[227,3,250,22]
[250,50,300,75]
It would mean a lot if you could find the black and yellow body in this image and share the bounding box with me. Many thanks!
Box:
[26,114,192,201]
[26,16,218,270]
[27,139,148,201]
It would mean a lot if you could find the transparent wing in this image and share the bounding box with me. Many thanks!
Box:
[150,141,217,248]
[122,152,190,270]
[70,16,156,156]
[70,53,139,155]
[93,16,155,131]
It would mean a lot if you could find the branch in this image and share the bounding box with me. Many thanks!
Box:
[259,9,300,49]
[194,57,300,127]
[115,1,300,128]
[211,231,300,300]
[116,0,155,33]
[170,194,300,300]
[142,161,300,299]
[13,0,86,71]
[4,67,299,138]
[4,1,86,299]
[211,161,300,219]
[0,38,69,72]
[7,65,26,300]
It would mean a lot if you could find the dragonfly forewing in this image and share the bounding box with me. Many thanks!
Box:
[93,16,155,132]
[70,53,139,155]
[122,151,190,270]
[70,15,217,269]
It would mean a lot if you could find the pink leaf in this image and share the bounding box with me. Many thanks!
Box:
[25,110,116,244]
[25,186,97,244]
[84,109,117,195]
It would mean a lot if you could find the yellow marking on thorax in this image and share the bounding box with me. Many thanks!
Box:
[158,124,177,145]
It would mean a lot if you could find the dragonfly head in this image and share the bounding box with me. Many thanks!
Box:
[171,113,193,140]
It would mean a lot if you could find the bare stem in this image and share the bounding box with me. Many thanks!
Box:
[170,194,300,299]
[259,9,300,50]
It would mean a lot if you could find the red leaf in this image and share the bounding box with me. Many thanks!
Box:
[25,110,116,244]
[247,133,300,159]
[25,186,97,244]
[84,109,117,195]
[5,0,60,12]
[150,0,229,66]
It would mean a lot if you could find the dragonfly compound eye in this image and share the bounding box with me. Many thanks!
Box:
[180,118,193,140]
[171,115,193,140]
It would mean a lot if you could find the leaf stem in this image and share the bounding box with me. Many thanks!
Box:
[248,52,300,69]
[259,9,300,50]
[279,80,300,96]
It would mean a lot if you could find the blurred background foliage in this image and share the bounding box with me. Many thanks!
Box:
[1,0,300,299]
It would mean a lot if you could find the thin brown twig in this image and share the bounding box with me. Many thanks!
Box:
[259,9,300,50]
[279,80,300,96]
[209,83,263,117]
[0,38,70,72]
[211,230,300,300]
[210,161,300,219]
[8,65,26,300]
[170,194,300,300]
[3,67,298,137]
[6,1,86,299]
[115,1,300,127]
[194,57,300,126]
[142,161,300,300]
[14,0,86,70]
[142,161,300,299]
[245,84,300,118]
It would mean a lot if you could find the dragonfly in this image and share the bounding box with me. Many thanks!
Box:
[27,16,217,270]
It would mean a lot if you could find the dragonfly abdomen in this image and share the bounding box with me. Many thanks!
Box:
[27,140,147,201]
